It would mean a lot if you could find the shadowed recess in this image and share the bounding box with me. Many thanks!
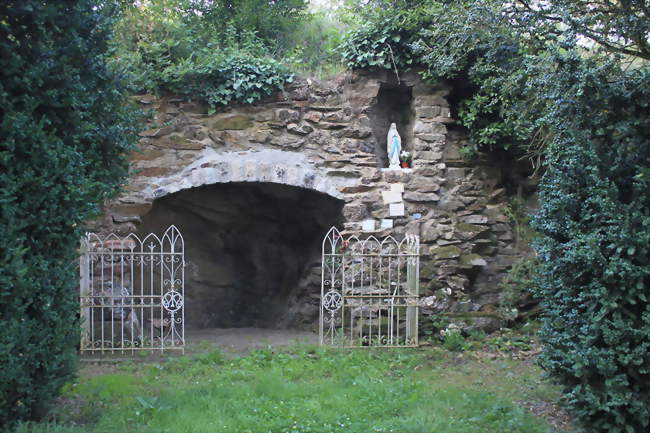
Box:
[368,83,415,167]
[139,182,343,329]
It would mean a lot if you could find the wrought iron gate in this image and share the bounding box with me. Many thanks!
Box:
[79,225,185,354]
[320,227,420,347]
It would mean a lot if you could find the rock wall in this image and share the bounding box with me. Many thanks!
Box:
[97,70,523,331]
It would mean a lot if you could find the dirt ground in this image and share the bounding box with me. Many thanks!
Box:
[185,327,319,354]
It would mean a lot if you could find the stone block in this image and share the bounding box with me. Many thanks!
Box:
[439,199,464,211]
[462,214,488,224]
[418,133,446,143]
[437,239,461,246]
[339,185,375,194]
[139,126,175,138]
[342,126,372,139]
[404,191,440,202]
[407,177,440,193]
[455,223,490,241]
[250,129,272,143]
[213,113,252,130]
[382,169,412,183]
[309,105,343,112]
[253,111,273,122]
[446,167,467,180]
[287,123,314,136]
[489,188,506,203]
[416,151,443,162]
[269,135,304,149]
[416,106,442,118]
[111,214,142,224]
[431,245,462,259]
[319,122,348,130]
[274,109,300,124]
[457,222,488,233]
[421,224,439,243]
[137,167,172,177]
[413,167,440,177]
[303,111,322,123]
[322,111,349,123]
[156,134,206,150]
[445,145,462,160]
[459,254,487,267]
[412,121,430,135]
[499,231,513,241]
[129,147,164,162]
[343,203,368,220]
[414,95,449,107]
[413,139,432,151]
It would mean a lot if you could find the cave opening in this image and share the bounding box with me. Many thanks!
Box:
[368,83,415,168]
[139,182,343,330]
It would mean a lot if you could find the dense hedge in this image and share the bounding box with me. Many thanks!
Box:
[532,59,650,432]
[0,1,139,429]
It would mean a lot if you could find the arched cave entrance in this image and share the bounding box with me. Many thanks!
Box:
[139,182,343,330]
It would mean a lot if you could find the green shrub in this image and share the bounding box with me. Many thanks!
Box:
[164,52,293,108]
[532,58,650,433]
[442,328,466,352]
[0,1,139,429]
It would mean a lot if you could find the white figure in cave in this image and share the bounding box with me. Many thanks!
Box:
[387,122,401,169]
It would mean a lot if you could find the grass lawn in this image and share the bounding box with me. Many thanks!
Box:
[17,342,569,433]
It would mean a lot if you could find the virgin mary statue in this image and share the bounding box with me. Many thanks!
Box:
[387,123,401,169]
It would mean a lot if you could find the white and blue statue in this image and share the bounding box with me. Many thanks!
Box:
[387,122,402,169]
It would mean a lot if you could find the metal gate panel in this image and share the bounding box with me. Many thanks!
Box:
[79,225,185,354]
[320,227,419,347]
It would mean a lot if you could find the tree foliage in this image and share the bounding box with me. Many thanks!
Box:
[507,0,650,60]
[0,1,139,429]
[109,0,349,106]
[110,0,295,104]
[184,0,309,52]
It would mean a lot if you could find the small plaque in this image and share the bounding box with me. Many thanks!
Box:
[382,190,402,204]
[389,203,405,217]
[361,219,376,232]
[390,183,405,193]
[381,219,394,229]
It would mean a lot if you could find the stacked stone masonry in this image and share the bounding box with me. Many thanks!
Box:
[97,70,522,331]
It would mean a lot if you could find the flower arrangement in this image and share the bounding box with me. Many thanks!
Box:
[399,150,412,168]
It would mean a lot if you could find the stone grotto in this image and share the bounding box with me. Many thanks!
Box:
[89,69,535,333]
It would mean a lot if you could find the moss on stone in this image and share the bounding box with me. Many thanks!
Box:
[213,114,252,130]
[456,222,488,233]
[431,245,462,259]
